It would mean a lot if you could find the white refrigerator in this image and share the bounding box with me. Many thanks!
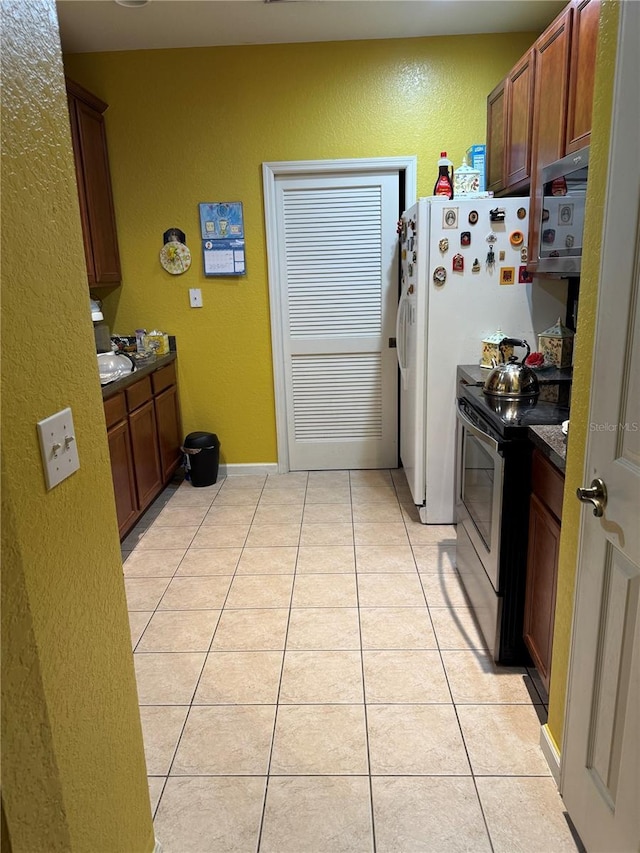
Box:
[397,196,567,524]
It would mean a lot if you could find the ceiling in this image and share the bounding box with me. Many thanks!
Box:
[56,0,566,54]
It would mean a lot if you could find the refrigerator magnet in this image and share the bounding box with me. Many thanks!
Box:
[517,207,527,220]
[461,231,471,246]
[509,230,524,247]
[468,210,479,225]
[433,266,447,285]
[452,253,464,272]
[519,266,534,283]
[439,238,449,253]
[521,246,528,262]
[486,233,497,244]
[442,208,458,229]
[472,258,481,272]
[486,247,495,270]
[499,267,515,285]
[499,250,506,261]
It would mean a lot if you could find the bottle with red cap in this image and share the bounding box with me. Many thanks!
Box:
[434,152,454,199]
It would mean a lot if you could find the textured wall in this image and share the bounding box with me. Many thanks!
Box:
[64,32,536,464]
[546,0,619,750]
[0,2,154,850]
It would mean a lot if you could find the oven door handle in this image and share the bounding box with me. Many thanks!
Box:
[456,400,501,453]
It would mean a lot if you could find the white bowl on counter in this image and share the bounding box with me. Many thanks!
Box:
[97,352,136,385]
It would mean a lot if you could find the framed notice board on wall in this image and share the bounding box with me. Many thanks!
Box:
[199,202,246,276]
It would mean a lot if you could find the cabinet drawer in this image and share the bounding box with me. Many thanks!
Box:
[126,376,152,412]
[532,448,565,520]
[152,361,176,395]
[104,392,126,429]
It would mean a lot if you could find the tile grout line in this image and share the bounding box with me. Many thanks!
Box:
[152,474,262,806]
[255,470,309,853]
[352,470,379,853]
[398,490,497,852]
[126,477,223,815]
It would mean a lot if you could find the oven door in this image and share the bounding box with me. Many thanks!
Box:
[455,400,504,591]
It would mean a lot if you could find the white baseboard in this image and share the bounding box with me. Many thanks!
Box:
[153,839,163,853]
[540,722,561,786]
[219,462,279,477]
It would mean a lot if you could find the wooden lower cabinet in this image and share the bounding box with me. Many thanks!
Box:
[106,419,138,537]
[103,359,182,539]
[523,449,565,694]
[129,400,163,512]
[155,385,182,481]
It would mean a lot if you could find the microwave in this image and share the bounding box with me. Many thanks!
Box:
[537,146,589,275]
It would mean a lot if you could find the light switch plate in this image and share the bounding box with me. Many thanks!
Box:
[37,407,80,490]
[189,288,203,308]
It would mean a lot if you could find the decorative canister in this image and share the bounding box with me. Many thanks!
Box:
[538,317,574,367]
[481,329,514,368]
[453,155,481,197]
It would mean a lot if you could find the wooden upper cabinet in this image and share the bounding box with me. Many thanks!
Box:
[486,78,507,194]
[66,78,121,286]
[505,49,536,190]
[532,7,572,177]
[566,0,601,153]
[528,6,572,271]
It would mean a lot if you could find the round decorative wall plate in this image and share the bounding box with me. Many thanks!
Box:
[160,241,191,275]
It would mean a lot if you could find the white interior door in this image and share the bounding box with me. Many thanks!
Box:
[272,169,400,470]
[561,5,640,851]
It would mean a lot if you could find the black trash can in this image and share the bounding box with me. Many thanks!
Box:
[182,432,220,487]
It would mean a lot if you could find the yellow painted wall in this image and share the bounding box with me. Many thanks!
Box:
[1,2,154,850]
[64,32,536,464]
[546,0,619,749]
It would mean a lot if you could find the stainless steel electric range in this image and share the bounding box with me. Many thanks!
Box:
[455,370,570,664]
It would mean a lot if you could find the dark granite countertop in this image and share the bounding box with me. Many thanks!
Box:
[101,352,177,400]
[528,424,567,473]
[458,363,573,387]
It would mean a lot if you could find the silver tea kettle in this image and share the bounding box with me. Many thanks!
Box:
[483,338,540,400]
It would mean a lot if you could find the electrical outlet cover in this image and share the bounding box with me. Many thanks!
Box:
[37,407,80,490]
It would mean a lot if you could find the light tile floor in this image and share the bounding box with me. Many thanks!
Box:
[124,469,582,853]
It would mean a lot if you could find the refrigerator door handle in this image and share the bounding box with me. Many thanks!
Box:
[396,294,409,390]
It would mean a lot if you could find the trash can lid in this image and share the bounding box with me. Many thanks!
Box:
[184,431,219,449]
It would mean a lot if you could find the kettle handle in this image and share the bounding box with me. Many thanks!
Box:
[499,338,531,363]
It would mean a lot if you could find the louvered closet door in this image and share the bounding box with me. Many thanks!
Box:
[275,172,399,470]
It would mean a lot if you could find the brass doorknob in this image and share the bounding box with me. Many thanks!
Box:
[576,478,607,517]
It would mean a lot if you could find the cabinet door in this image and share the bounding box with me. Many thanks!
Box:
[566,0,601,153]
[129,400,162,512]
[66,79,121,285]
[486,78,507,194]
[523,492,561,694]
[528,6,572,271]
[68,94,96,283]
[107,420,138,537]
[155,385,183,482]
[505,49,535,190]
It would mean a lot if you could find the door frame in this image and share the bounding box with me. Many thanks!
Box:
[558,2,639,846]
[262,156,417,472]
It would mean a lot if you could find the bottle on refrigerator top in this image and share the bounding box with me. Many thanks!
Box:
[434,152,454,199]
